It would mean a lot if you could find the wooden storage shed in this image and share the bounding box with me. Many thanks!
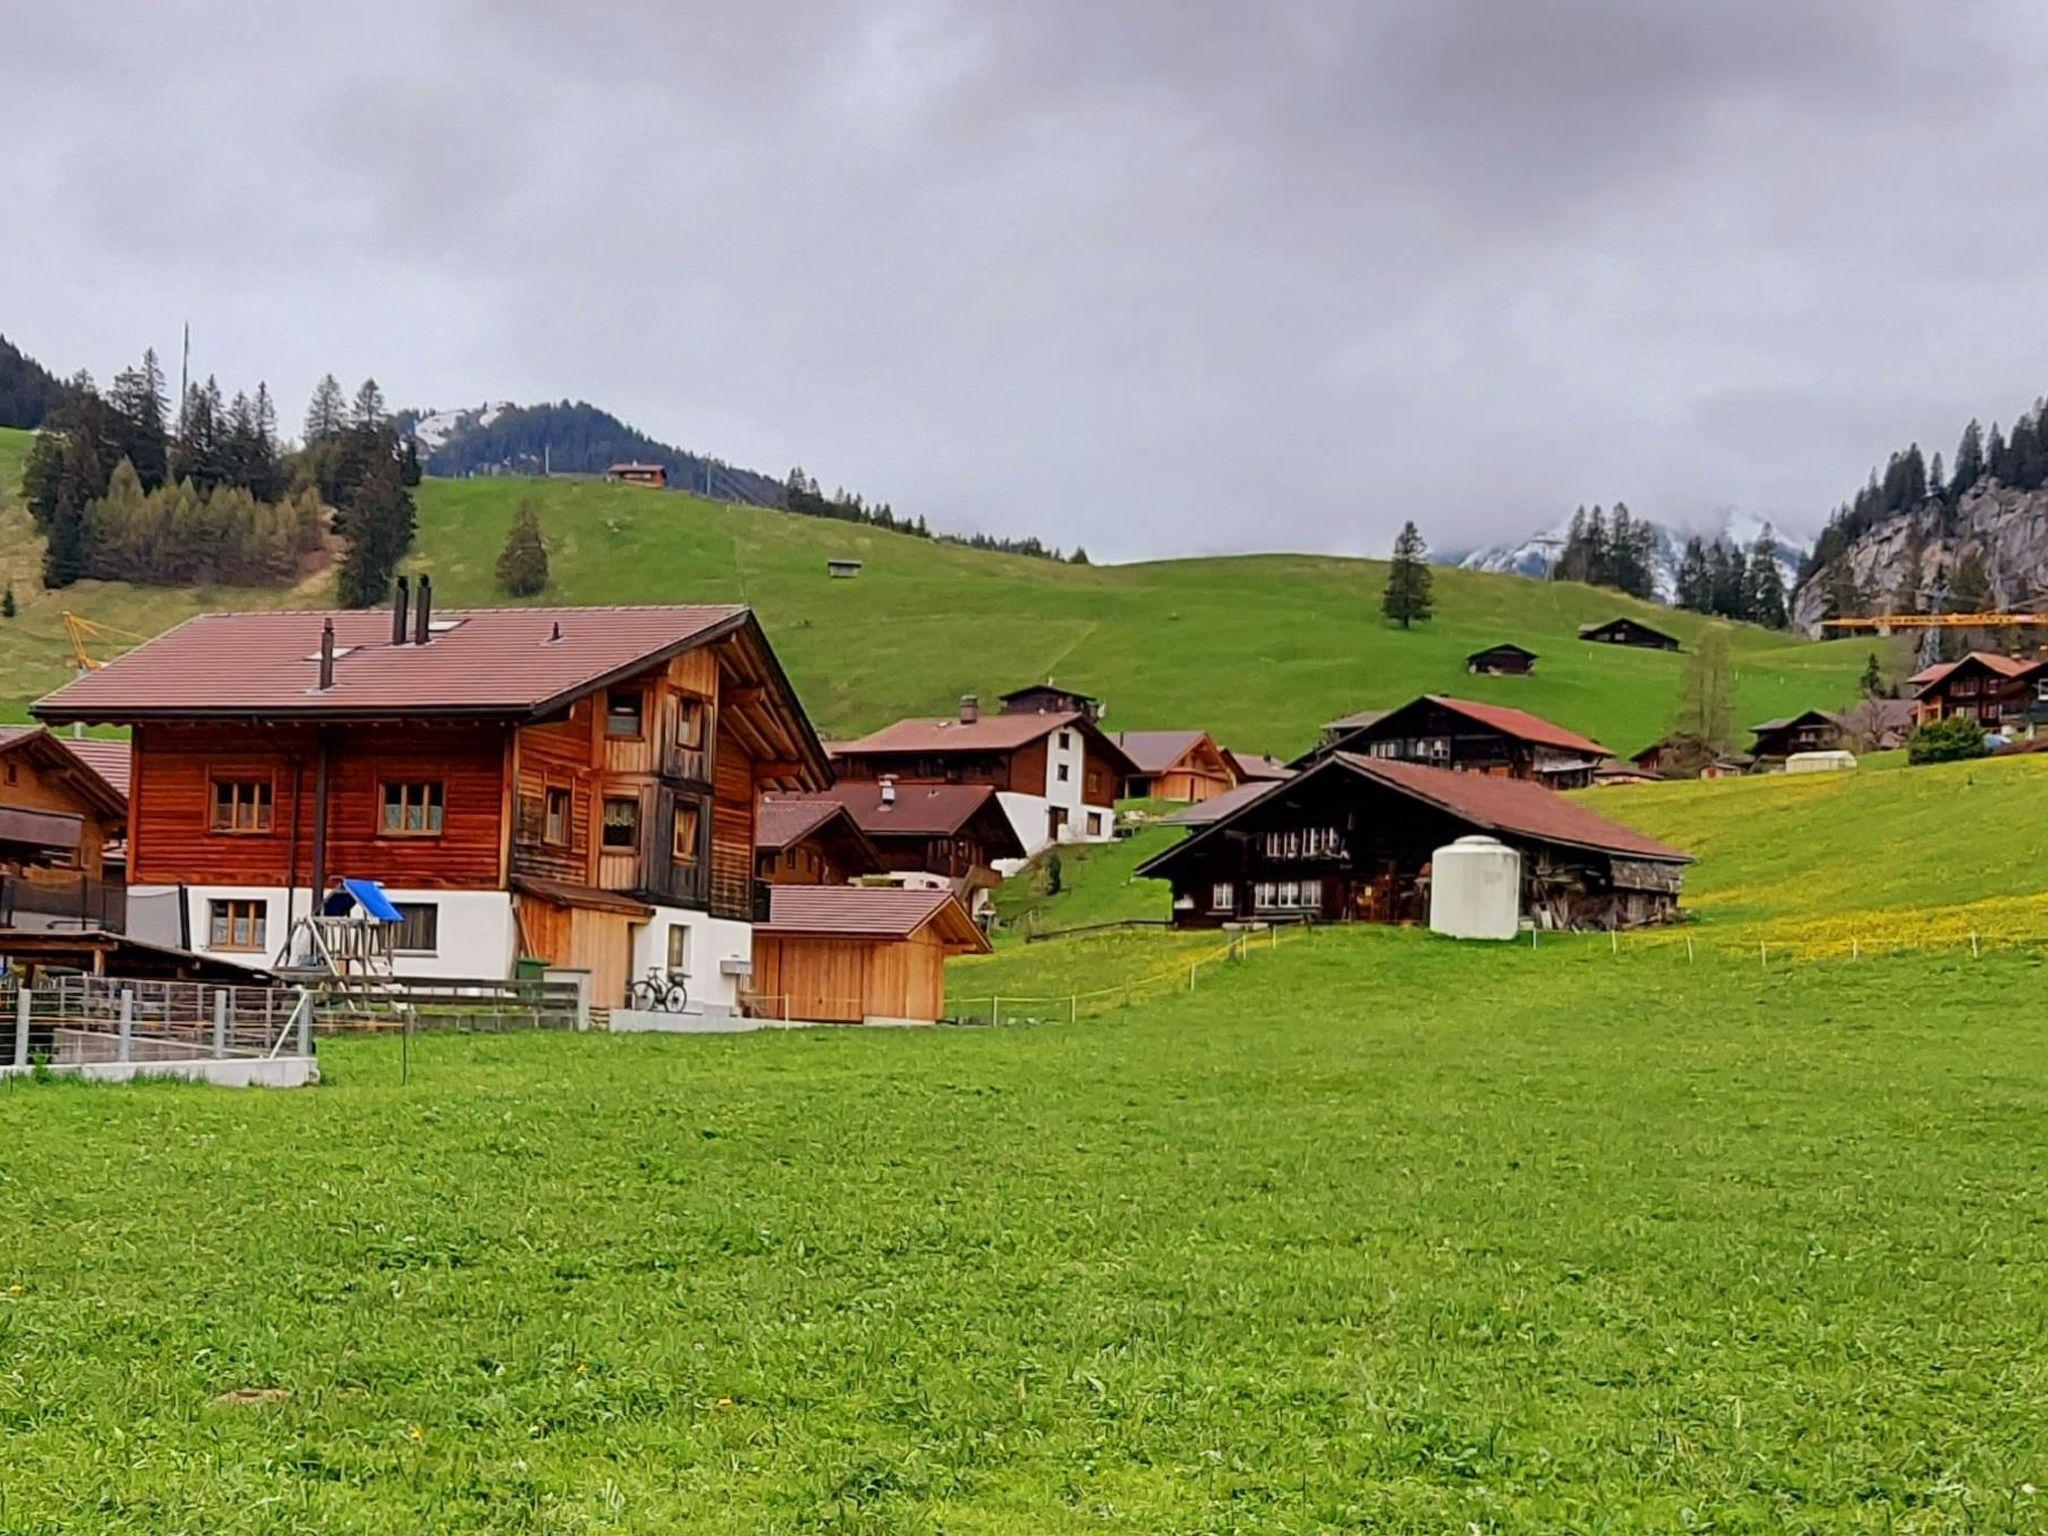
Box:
[748,886,988,1025]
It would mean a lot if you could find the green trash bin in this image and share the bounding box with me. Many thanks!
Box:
[514,956,549,982]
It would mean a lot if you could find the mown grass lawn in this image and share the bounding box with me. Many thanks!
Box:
[3,930,2044,1532]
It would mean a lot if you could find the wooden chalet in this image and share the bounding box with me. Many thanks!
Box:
[1222,748,1292,783]
[1112,729,1238,802]
[1589,757,1660,788]
[1310,695,1610,790]
[1748,710,1847,762]
[1579,617,1680,651]
[1746,703,1914,762]
[1137,753,1689,932]
[770,781,1026,916]
[754,797,885,886]
[999,683,1102,721]
[0,726,128,880]
[831,695,1136,856]
[32,581,829,1013]
[1911,651,2047,731]
[1466,643,1537,676]
[749,886,987,1025]
[605,462,667,488]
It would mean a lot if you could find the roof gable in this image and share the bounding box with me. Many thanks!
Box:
[1323,695,1607,758]
[759,886,989,952]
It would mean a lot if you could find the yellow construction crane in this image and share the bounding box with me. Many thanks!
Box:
[61,611,151,673]
[1821,612,2048,636]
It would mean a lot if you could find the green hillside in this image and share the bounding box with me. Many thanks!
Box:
[1,425,1890,749]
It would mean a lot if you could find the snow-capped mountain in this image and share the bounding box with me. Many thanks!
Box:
[404,401,512,454]
[1456,508,1807,603]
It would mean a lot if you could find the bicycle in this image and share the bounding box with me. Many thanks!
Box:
[626,966,689,1013]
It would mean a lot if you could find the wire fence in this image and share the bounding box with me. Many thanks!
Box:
[950,922,1305,1027]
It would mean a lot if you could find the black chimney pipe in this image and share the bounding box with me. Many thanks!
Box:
[414,574,432,645]
[391,575,410,645]
[317,618,336,690]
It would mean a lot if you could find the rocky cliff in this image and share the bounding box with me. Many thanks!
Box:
[1790,481,2048,635]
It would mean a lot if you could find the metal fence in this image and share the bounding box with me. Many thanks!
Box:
[4,974,313,1069]
[311,975,586,1033]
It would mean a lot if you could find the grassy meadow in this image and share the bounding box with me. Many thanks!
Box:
[5,935,2046,1532]
[2,427,1892,751]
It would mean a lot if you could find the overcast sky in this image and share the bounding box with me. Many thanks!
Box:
[7,1,2048,561]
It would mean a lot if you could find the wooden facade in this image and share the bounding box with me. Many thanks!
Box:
[754,803,885,887]
[0,728,128,880]
[1114,730,1238,802]
[1138,755,1688,933]
[748,888,987,1023]
[1748,710,1845,761]
[1314,697,1607,790]
[1913,653,2046,729]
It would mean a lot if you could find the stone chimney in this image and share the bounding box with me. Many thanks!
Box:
[391,575,410,645]
[414,574,433,645]
[958,695,980,724]
[317,619,336,690]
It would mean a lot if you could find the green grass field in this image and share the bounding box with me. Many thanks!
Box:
[2,427,1892,750]
[5,936,2046,1532]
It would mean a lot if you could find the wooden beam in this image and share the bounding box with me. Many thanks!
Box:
[751,759,802,780]
[723,684,765,708]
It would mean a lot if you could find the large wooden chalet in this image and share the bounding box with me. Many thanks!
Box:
[32,584,829,1012]
[1310,696,1610,790]
[1911,652,2047,732]
[1137,753,1690,931]
[831,693,1135,858]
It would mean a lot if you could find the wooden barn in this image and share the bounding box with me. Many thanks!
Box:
[1137,752,1689,932]
[1579,617,1680,651]
[605,462,668,488]
[1465,643,1537,676]
[1309,695,1609,790]
[748,886,987,1024]
[1112,729,1238,802]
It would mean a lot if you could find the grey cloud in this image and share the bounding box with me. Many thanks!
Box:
[7,0,2048,559]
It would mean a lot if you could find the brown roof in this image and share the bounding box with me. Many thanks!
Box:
[1911,650,2041,695]
[1159,778,1277,827]
[759,886,989,952]
[1113,729,1212,774]
[1328,696,1608,758]
[840,710,1082,754]
[1324,707,1390,733]
[799,782,1028,857]
[59,737,131,797]
[1142,753,1688,874]
[756,797,850,851]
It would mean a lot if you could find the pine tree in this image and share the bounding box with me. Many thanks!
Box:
[1381,521,1434,629]
[495,499,550,597]
[1949,549,1993,612]
[41,434,98,589]
[1069,547,1090,566]
[1952,419,1985,496]
[107,348,170,490]
[1675,536,1710,612]
[335,440,415,607]
[1744,528,1788,629]
[304,374,347,442]
[350,378,387,431]
[1859,651,1883,698]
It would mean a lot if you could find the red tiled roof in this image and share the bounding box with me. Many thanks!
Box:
[759,886,989,951]
[799,781,1027,855]
[1912,651,2041,695]
[1113,729,1210,774]
[1339,754,1684,860]
[32,605,755,722]
[755,797,850,851]
[59,737,131,798]
[839,711,1084,753]
[1422,696,1608,756]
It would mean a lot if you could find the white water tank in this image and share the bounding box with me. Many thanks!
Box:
[1429,835,1522,941]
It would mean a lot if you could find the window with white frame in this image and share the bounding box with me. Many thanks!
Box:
[1211,882,1234,912]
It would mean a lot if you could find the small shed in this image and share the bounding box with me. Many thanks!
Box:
[1785,749,1857,775]
[749,886,988,1025]
[826,558,863,579]
[1465,643,1537,676]
[605,462,668,488]
[1579,617,1681,651]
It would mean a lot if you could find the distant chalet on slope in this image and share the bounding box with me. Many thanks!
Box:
[1112,729,1238,802]
[765,780,1027,919]
[1749,702,1916,762]
[1137,753,1689,931]
[32,583,831,1015]
[1579,617,1680,651]
[1910,651,2048,732]
[1465,642,1537,676]
[1309,695,1610,791]
[830,691,1134,859]
[605,461,667,488]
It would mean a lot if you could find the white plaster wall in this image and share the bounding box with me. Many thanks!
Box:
[154,884,519,979]
[632,907,753,1014]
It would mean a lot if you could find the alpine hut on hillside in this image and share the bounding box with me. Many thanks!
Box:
[1579,617,1680,651]
[1309,695,1609,790]
[1465,643,1537,676]
[1136,753,1689,931]
[1112,729,1238,802]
